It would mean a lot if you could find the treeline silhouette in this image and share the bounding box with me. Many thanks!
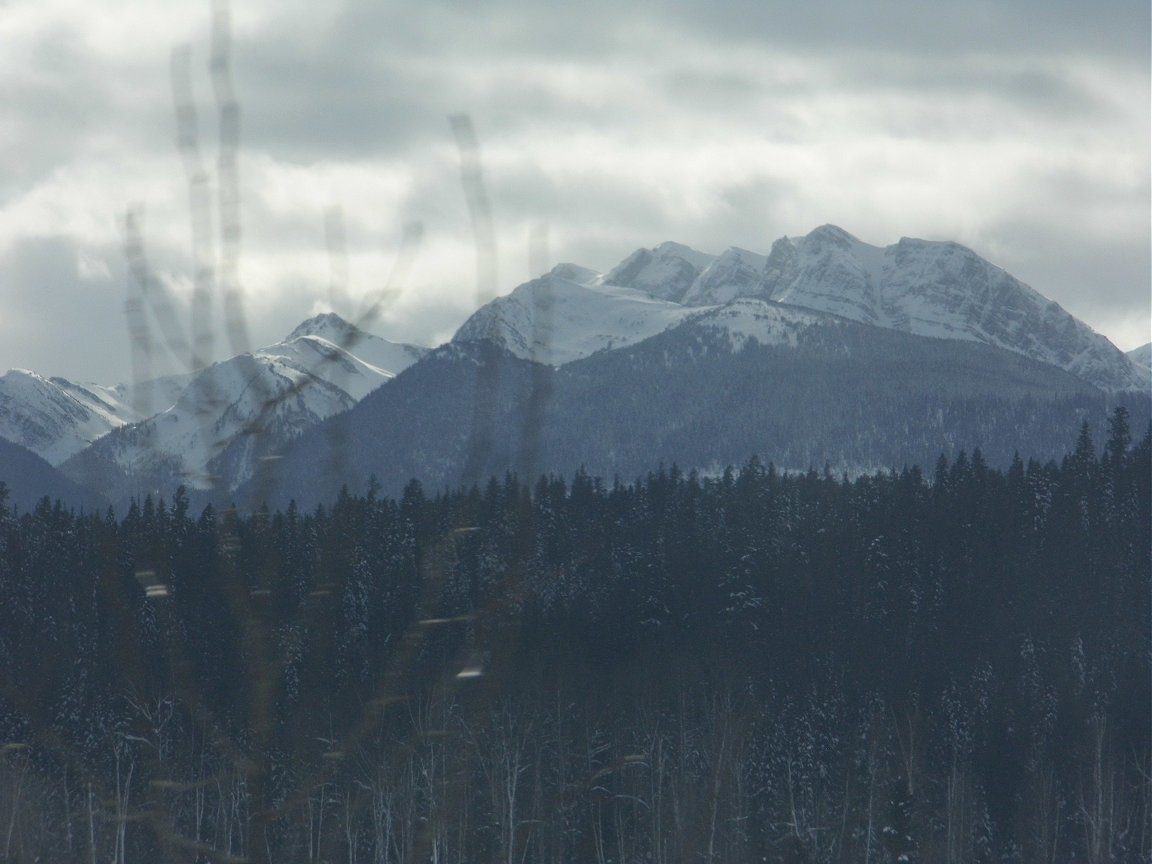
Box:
[0,410,1148,863]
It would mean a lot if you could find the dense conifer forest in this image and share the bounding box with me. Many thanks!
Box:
[0,410,1148,863]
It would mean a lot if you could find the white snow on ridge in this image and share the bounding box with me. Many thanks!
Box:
[259,332,425,402]
[453,225,1147,390]
[283,312,428,391]
[102,352,356,490]
[745,227,1148,389]
[108,372,195,419]
[765,226,887,326]
[259,336,390,402]
[0,312,428,493]
[71,313,428,490]
[454,271,714,365]
[549,262,600,285]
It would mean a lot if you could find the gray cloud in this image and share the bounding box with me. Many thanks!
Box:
[0,236,131,382]
[647,0,1150,58]
[0,0,1147,385]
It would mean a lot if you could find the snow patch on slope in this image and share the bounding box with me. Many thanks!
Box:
[765,226,886,325]
[260,332,426,401]
[685,298,838,351]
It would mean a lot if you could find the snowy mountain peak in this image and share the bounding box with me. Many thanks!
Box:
[45,312,428,498]
[603,241,716,302]
[763,237,799,288]
[765,226,887,325]
[682,246,769,306]
[805,223,865,249]
[450,224,1146,390]
[453,272,710,365]
[548,262,600,285]
[653,240,714,265]
[4,368,41,387]
[286,311,367,345]
[755,227,1147,390]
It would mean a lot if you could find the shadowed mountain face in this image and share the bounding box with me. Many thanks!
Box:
[0,437,106,513]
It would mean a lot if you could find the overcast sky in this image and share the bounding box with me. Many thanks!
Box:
[2,0,1148,383]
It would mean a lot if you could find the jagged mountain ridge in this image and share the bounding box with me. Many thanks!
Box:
[603,241,719,302]
[455,225,1148,391]
[757,226,1145,391]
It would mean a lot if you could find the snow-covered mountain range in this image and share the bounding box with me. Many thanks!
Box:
[0,370,144,465]
[455,225,1148,391]
[2,224,1148,511]
[26,314,425,498]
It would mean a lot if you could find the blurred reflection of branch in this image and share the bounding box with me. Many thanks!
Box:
[358,220,424,332]
[450,114,499,311]
[171,44,216,373]
[107,7,573,861]
[451,115,501,490]
[122,209,191,420]
[209,0,248,358]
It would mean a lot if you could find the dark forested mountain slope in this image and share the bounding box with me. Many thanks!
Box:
[0,436,106,512]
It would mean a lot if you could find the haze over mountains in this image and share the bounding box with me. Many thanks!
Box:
[1,225,1148,511]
